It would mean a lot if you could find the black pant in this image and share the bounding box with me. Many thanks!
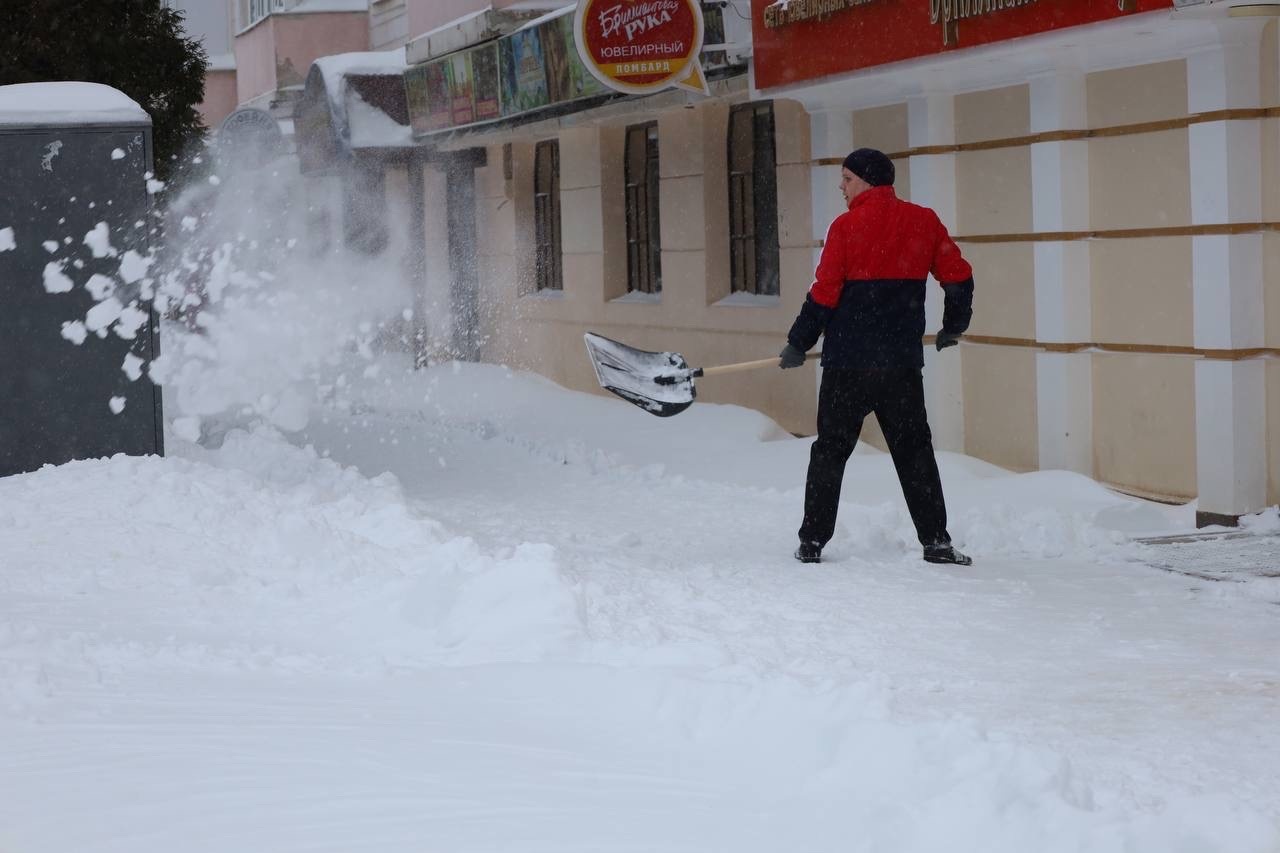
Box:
[798,367,951,549]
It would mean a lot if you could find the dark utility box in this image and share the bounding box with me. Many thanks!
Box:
[0,85,163,477]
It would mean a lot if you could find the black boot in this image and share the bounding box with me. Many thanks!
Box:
[923,543,971,566]
[794,541,822,564]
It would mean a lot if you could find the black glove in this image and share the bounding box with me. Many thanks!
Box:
[935,332,962,352]
[779,343,806,369]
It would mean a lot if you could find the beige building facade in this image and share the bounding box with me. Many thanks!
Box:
[751,1,1280,523]
[281,0,1277,525]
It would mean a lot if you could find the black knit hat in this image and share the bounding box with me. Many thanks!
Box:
[842,148,895,187]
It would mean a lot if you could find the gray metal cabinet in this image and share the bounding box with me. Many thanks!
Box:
[0,106,163,477]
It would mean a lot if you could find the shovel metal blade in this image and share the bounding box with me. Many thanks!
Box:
[583,332,696,417]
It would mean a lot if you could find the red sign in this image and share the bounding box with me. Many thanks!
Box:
[575,0,708,95]
[752,0,1173,90]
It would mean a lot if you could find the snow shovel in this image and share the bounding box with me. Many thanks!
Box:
[583,332,818,417]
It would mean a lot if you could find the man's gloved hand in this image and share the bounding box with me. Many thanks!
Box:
[779,343,806,369]
[935,332,962,352]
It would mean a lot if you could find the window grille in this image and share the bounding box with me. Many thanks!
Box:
[727,102,780,296]
[625,122,661,295]
[534,140,563,292]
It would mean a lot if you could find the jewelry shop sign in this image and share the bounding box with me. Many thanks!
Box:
[574,0,710,96]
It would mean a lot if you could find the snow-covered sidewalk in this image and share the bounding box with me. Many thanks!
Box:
[2,358,1277,852]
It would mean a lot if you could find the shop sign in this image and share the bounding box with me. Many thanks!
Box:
[574,0,709,95]
[407,1,723,138]
[752,0,1172,89]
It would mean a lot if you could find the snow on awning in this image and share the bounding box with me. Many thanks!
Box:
[296,51,414,172]
[0,82,149,127]
[344,75,412,148]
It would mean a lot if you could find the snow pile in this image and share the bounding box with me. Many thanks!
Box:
[0,426,585,684]
[1240,505,1280,534]
[336,359,1176,563]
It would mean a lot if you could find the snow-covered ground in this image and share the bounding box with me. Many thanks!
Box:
[5,78,1275,850]
[2,356,1278,853]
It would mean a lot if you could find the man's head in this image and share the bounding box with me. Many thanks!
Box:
[839,148,895,204]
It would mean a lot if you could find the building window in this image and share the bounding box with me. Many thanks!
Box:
[625,122,661,295]
[727,102,780,296]
[534,139,562,292]
[242,0,287,29]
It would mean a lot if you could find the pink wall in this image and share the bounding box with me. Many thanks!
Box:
[234,12,370,106]
[199,69,239,129]
[405,0,487,40]
[273,13,370,89]
[234,17,278,105]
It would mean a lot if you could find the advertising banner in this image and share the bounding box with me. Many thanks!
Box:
[544,14,607,102]
[574,0,709,96]
[404,62,431,136]
[751,0,1174,90]
[423,60,453,131]
[446,52,475,126]
[501,27,550,114]
[471,42,502,122]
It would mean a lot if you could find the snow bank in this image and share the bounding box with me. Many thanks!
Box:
[0,426,586,685]
[341,359,1181,560]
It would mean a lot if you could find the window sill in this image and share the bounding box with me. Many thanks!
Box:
[610,291,661,304]
[713,292,781,308]
[523,288,565,300]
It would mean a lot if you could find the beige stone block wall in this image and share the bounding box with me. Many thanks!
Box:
[1089,130,1190,231]
[1087,60,1188,127]
[962,344,1039,472]
[852,104,908,153]
[1263,23,1280,228]
[1092,353,1197,498]
[1091,237,1193,347]
[960,243,1035,340]
[659,176,706,252]
[956,148,1032,236]
[700,102,733,305]
[1265,233,1280,349]
[1268,360,1280,506]
[955,84,1029,145]
[598,126,629,301]
[774,99,812,168]
[852,103,909,197]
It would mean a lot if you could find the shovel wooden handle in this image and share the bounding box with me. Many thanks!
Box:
[698,351,821,377]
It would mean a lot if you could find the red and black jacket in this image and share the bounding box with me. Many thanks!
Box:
[787,185,974,369]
